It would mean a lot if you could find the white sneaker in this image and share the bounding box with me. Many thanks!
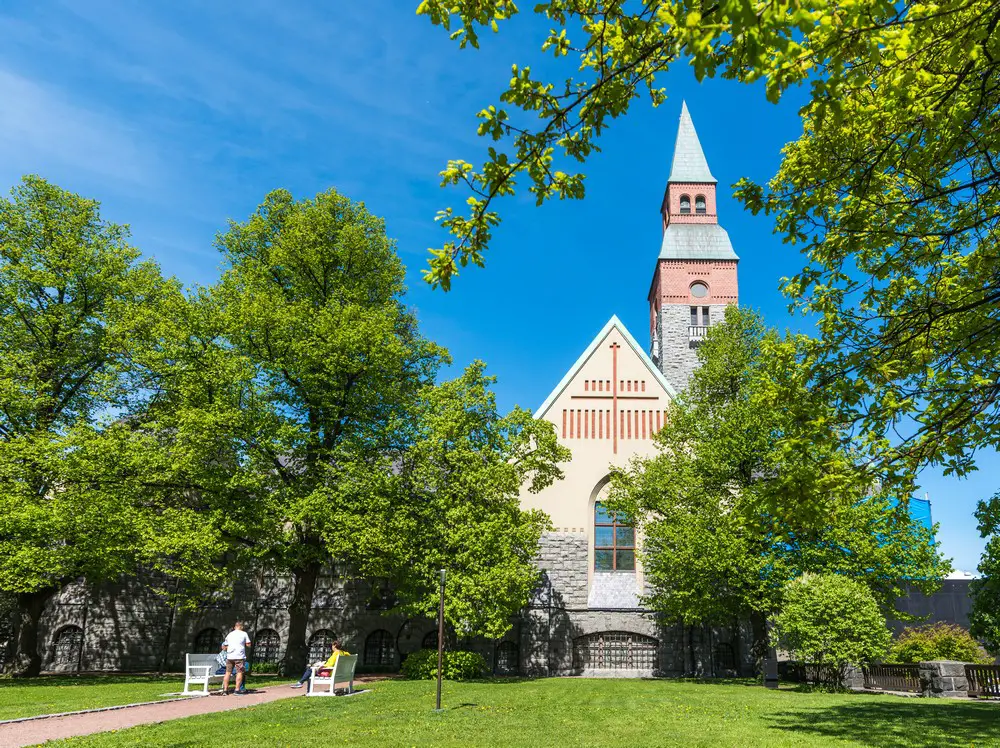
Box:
[290,682,304,688]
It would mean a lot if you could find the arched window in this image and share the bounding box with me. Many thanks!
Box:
[194,627,223,653]
[594,502,635,571]
[714,642,736,672]
[254,629,281,667]
[495,641,519,675]
[679,195,691,214]
[572,631,658,670]
[53,625,83,668]
[364,629,394,668]
[695,195,707,214]
[422,628,456,650]
[308,629,335,663]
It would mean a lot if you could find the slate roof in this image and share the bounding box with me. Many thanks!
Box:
[667,101,716,184]
[659,223,740,261]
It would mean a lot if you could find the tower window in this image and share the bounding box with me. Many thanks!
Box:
[594,502,635,571]
[690,281,708,298]
[702,306,710,325]
[695,195,707,214]
[679,195,691,214]
[690,306,699,326]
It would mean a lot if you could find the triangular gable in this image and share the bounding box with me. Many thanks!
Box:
[535,315,678,419]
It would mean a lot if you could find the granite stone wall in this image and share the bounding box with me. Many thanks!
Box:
[656,303,729,390]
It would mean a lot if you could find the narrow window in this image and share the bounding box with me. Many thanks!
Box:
[594,502,636,571]
[690,306,698,326]
[702,306,710,325]
[695,195,707,214]
[679,195,691,214]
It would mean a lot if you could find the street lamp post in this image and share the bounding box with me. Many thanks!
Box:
[435,568,446,711]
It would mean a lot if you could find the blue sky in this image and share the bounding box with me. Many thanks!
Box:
[0,0,992,573]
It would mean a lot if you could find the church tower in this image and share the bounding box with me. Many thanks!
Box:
[648,102,739,389]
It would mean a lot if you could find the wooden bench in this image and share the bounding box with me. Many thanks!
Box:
[966,664,1000,699]
[308,654,358,696]
[183,653,225,695]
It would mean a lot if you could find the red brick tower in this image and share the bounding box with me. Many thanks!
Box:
[648,102,739,389]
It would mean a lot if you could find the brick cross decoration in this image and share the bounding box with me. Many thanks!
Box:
[570,341,659,454]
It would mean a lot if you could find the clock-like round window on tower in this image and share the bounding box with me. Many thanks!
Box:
[690,282,709,298]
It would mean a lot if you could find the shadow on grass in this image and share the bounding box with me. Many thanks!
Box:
[765,700,1000,748]
[0,674,171,689]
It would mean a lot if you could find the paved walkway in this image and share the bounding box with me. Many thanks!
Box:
[0,684,309,747]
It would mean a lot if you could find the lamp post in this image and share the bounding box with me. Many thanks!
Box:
[435,568,446,711]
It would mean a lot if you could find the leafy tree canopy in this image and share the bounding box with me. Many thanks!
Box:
[136,187,567,671]
[970,494,1000,654]
[0,176,175,675]
[418,0,1000,476]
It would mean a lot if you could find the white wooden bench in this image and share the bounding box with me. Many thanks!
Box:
[308,654,358,696]
[183,653,225,695]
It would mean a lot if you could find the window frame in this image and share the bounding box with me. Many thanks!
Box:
[594,502,636,571]
[695,195,707,214]
[679,194,692,214]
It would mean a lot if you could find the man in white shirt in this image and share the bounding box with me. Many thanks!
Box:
[220,622,252,695]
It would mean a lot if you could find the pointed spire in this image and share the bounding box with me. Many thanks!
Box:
[667,102,716,184]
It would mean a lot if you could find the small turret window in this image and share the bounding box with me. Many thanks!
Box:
[679,195,691,214]
[695,195,707,214]
[690,281,709,298]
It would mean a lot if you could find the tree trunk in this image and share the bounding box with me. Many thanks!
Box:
[749,611,768,675]
[282,562,320,676]
[13,588,56,678]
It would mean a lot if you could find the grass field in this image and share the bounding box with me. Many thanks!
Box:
[0,674,292,721]
[44,677,1000,747]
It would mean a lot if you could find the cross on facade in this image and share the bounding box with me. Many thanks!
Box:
[569,341,661,454]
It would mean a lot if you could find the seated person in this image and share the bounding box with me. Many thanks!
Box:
[291,640,350,689]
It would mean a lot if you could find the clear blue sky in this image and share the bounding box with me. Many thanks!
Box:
[0,0,992,573]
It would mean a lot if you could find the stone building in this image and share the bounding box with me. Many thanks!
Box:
[25,103,970,676]
[516,102,750,677]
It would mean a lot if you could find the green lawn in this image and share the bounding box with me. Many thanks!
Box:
[0,674,292,721]
[46,677,1000,747]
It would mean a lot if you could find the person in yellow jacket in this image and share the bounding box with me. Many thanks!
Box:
[290,640,350,689]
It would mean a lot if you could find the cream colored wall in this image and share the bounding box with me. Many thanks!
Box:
[520,324,673,588]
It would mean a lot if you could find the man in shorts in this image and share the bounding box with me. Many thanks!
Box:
[220,622,252,695]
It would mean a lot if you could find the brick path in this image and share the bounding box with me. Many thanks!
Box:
[0,684,308,747]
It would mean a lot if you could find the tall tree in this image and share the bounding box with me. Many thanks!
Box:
[0,176,172,675]
[418,0,1000,477]
[609,308,950,658]
[212,187,446,673]
[970,494,1000,654]
[365,362,569,639]
[150,187,568,672]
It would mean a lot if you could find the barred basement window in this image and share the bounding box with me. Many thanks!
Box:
[594,502,635,571]
[572,631,658,670]
[308,629,335,663]
[714,642,736,671]
[194,627,222,653]
[364,629,394,667]
[495,641,519,675]
[53,625,83,667]
[254,629,281,666]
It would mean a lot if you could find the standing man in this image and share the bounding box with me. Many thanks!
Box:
[220,622,252,695]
